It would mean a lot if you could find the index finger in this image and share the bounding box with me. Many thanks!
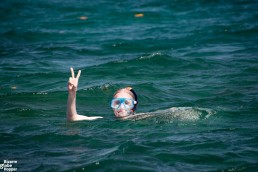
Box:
[70,67,75,78]
[76,70,81,79]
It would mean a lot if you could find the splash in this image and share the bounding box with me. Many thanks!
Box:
[123,107,215,122]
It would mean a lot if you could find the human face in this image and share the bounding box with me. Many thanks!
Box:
[112,91,135,118]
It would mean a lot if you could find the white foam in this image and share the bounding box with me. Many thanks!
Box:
[123,107,216,122]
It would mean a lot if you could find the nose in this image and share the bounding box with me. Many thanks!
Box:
[117,103,126,110]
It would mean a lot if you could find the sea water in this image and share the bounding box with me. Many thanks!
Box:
[0,0,258,171]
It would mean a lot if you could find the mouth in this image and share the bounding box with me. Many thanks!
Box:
[115,110,130,118]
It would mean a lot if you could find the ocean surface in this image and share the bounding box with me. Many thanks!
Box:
[1,0,258,171]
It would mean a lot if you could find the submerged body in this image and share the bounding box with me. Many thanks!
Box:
[121,107,215,121]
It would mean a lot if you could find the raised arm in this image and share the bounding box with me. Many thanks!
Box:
[66,67,103,121]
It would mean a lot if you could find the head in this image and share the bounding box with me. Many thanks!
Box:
[111,87,138,118]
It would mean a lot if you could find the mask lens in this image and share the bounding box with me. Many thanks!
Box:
[124,99,133,109]
[111,99,121,109]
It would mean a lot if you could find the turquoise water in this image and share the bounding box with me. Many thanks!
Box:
[1,0,258,171]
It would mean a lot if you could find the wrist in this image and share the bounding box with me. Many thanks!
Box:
[68,90,77,96]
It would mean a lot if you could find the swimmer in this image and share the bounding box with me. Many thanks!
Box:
[66,68,213,122]
[66,68,138,121]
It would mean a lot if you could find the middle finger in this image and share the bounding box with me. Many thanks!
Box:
[70,67,75,78]
[76,70,81,79]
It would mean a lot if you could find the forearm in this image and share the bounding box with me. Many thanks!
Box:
[66,91,77,121]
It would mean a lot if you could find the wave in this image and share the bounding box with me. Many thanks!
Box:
[123,107,216,122]
[85,51,187,72]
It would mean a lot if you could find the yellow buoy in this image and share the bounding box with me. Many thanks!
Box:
[135,13,144,17]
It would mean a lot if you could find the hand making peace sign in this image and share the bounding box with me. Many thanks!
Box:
[66,67,103,121]
[68,67,81,92]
